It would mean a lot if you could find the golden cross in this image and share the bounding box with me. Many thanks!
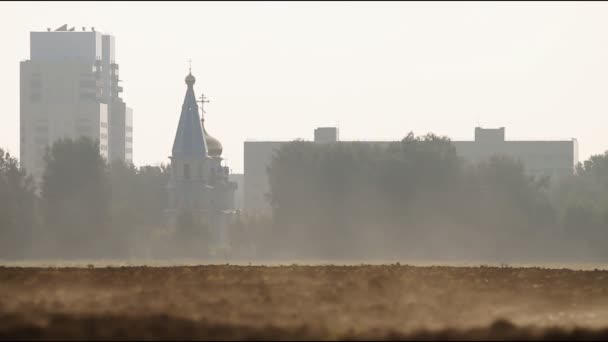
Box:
[199,93,210,115]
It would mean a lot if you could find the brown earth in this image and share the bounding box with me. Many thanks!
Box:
[1,265,608,340]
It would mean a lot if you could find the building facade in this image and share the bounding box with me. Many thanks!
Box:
[314,127,340,143]
[20,25,132,183]
[166,71,237,250]
[243,127,579,216]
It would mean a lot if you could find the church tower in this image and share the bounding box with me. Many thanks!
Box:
[167,71,209,213]
[166,69,237,252]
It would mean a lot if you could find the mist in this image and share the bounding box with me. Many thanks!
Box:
[6,4,608,340]
[2,133,607,267]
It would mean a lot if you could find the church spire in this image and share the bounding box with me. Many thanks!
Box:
[171,69,208,158]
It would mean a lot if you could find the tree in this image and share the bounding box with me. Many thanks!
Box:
[264,132,564,261]
[265,133,467,259]
[133,164,171,226]
[552,151,608,258]
[0,148,38,259]
[558,152,608,228]
[108,160,170,229]
[471,155,554,226]
[107,161,171,257]
[174,209,210,257]
[41,137,111,258]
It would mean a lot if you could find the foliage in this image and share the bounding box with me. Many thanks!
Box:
[551,152,608,257]
[173,208,211,257]
[40,137,111,258]
[266,132,561,261]
[109,160,170,230]
[0,149,38,258]
[2,131,608,262]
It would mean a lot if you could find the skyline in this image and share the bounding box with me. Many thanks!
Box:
[2,2,608,173]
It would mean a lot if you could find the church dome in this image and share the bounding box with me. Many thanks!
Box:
[185,72,196,85]
[204,127,223,157]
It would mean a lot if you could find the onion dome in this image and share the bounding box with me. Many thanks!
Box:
[185,72,196,85]
[202,123,223,157]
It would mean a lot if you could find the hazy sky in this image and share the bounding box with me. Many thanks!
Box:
[2,1,608,173]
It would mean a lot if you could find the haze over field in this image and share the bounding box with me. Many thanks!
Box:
[3,265,608,340]
[2,2,608,172]
[4,2,608,340]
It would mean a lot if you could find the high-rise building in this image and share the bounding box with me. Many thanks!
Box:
[20,24,133,182]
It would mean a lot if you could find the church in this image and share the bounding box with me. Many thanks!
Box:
[166,69,237,251]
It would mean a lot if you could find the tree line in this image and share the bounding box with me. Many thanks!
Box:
[1,133,607,262]
[0,137,174,260]
[262,132,608,262]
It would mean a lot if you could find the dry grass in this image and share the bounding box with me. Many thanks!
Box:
[1,265,608,340]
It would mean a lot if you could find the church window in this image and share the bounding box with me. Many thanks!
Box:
[184,163,191,180]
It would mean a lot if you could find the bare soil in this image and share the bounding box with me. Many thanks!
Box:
[1,265,608,340]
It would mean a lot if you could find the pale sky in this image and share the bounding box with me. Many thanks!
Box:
[2,1,608,173]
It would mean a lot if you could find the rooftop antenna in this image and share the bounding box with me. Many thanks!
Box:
[188,59,192,74]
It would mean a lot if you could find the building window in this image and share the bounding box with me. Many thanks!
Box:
[184,163,191,180]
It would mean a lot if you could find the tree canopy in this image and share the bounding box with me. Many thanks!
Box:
[265,132,573,261]
[41,137,111,258]
[0,149,38,259]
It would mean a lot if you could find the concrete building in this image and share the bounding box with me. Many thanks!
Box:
[452,127,578,179]
[243,127,578,216]
[314,127,340,143]
[166,70,237,250]
[20,24,132,182]
[244,141,284,215]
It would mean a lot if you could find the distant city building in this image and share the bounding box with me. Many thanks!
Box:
[314,127,339,143]
[243,127,579,215]
[166,70,237,250]
[20,24,133,182]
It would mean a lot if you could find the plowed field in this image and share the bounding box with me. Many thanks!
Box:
[1,265,608,340]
